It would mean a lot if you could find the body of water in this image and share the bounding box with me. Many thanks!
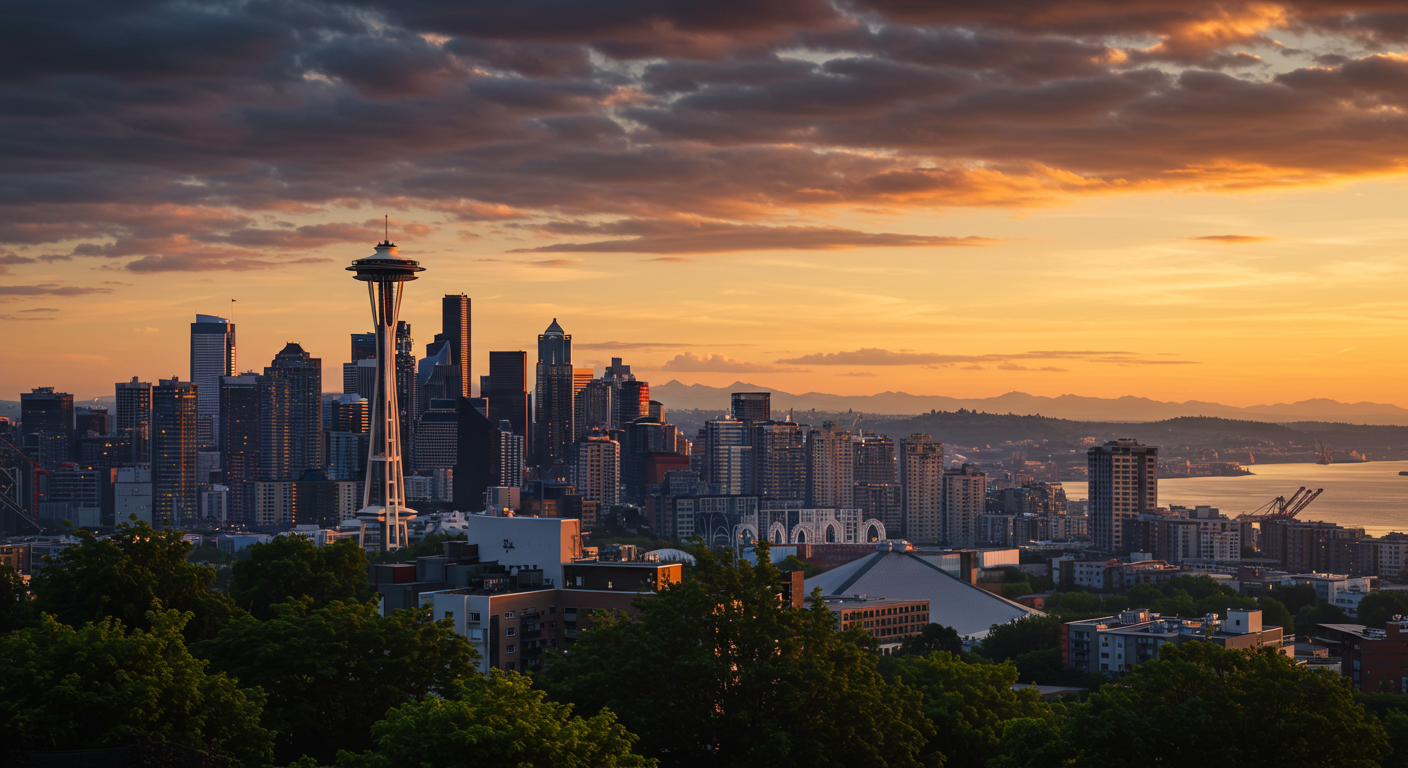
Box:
[1061,460,1408,537]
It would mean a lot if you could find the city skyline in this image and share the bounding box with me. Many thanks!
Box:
[4,3,1408,406]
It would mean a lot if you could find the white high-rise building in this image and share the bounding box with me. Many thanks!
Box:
[573,432,620,507]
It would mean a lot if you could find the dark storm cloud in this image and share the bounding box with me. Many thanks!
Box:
[5,1,1408,271]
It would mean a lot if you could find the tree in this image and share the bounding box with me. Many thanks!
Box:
[1268,583,1319,614]
[1356,591,1408,629]
[1295,602,1349,637]
[891,652,1053,768]
[1256,596,1296,633]
[229,535,375,620]
[0,610,272,767]
[779,554,821,578]
[537,542,931,768]
[976,614,1062,662]
[193,598,479,766]
[29,520,239,641]
[987,717,1075,768]
[335,674,654,768]
[895,623,963,657]
[0,562,33,633]
[1065,642,1388,768]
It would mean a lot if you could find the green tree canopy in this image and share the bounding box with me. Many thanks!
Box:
[1066,642,1388,768]
[0,610,272,767]
[335,674,653,768]
[1295,602,1350,637]
[0,562,33,633]
[1268,583,1320,614]
[193,598,479,765]
[895,622,963,657]
[537,542,931,768]
[228,535,375,620]
[1356,591,1408,629]
[1256,596,1296,633]
[891,652,1053,768]
[976,614,1062,662]
[29,521,238,641]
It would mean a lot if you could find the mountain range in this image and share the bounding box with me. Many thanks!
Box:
[650,381,1408,426]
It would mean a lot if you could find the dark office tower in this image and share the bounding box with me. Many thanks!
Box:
[753,420,806,505]
[731,392,771,426]
[115,377,152,463]
[488,351,530,444]
[259,343,323,482]
[190,314,236,447]
[20,387,74,467]
[616,380,649,429]
[853,432,901,536]
[395,321,417,465]
[575,380,614,440]
[621,417,666,504]
[535,319,574,477]
[152,377,198,526]
[605,357,634,383]
[414,399,459,471]
[351,332,377,361]
[75,406,109,437]
[1089,439,1158,552]
[442,294,471,398]
[219,373,261,525]
[454,397,497,512]
[327,395,369,433]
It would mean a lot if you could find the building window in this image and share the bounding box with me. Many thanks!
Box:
[505,611,516,619]
[506,661,516,671]
[507,645,516,654]
[468,612,480,622]
[506,627,516,637]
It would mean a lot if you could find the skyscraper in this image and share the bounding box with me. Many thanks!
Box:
[220,373,261,525]
[487,350,529,451]
[753,419,806,505]
[115,377,152,462]
[20,387,74,467]
[1089,439,1158,552]
[259,343,323,481]
[574,431,620,507]
[942,464,988,547]
[899,434,943,543]
[534,319,574,477]
[806,421,853,508]
[575,379,613,440]
[616,380,649,428]
[190,314,235,447]
[414,398,459,471]
[347,236,423,550]
[853,432,900,536]
[731,392,771,425]
[441,294,470,398]
[453,398,497,511]
[152,377,198,526]
[395,321,417,466]
[704,415,750,494]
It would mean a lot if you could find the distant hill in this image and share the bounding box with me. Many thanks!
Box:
[651,381,1408,426]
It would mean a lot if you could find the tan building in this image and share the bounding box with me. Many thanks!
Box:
[942,464,987,547]
[899,434,943,543]
[825,595,930,649]
[573,432,620,507]
[806,421,853,509]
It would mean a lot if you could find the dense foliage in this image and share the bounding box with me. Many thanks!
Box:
[537,543,932,768]
[0,610,273,767]
[28,520,239,641]
[228,535,375,619]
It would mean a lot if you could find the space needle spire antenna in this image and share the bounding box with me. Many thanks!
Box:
[346,227,423,551]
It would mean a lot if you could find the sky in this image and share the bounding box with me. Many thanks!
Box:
[2,0,1408,407]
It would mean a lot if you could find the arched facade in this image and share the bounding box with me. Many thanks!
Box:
[741,508,886,546]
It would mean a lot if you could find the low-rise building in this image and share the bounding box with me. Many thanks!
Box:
[1318,620,1408,693]
[823,595,930,651]
[1282,573,1373,617]
[1062,608,1288,675]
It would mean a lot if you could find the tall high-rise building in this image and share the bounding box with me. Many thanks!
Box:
[414,398,459,471]
[190,314,235,447]
[351,332,377,361]
[453,398,497,511]
[75,406,109,437]
[219,373,261,525]
[899,434,943,543]
[152,377,198,526]
[942,464,988,547]
[621,417,665,503]
[115,377,152,463]
[441,294,470,398]
[20,387,74,468]
[753,420,806,505]
[259,343,323,481]
[853,432,900,536]
[616,380,649,428]
[534,319,574,477]
[487,351,529,443]
[1089,439,1158,552]
[573,431,620,507]
[395,321,417,466]
[704,415,750,494]
[806,421,853,508]
[575,379,613,440]
[494,420,524,489]
[731,392,771,425]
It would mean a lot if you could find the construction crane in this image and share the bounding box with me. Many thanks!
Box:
[1315,440,1333,465]
[0,435,46,534]
[1235,486,1323,523]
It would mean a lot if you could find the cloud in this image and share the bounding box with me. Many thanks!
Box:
[658,352,805,373]
[1193,234,1271,244]
[20,307,59,313]
[0,284,114,297]
[0,253,35,265]
[996,363,1068,372]
[646,256,693,262]
[511,220,996,254]
[530,259,580,267]
[781,348,1198,366]
[0,314,54,321]
[836,371,878,377]
[577,341,696,350]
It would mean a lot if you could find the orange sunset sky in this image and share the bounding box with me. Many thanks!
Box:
[2,1,1407,407]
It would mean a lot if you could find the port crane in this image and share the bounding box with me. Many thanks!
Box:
[1234,486,1323,523]
[0,435,45,534]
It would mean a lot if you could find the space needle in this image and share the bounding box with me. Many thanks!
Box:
[347,226,423,551]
